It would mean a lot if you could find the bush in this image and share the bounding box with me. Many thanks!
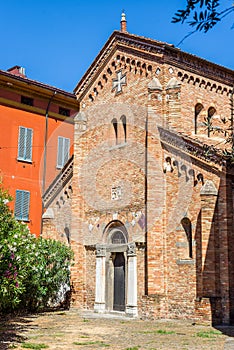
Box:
[0,185,73,312]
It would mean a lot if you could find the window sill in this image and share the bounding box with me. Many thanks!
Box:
[176,259,195,265]
[15,218,30,223]
[109,142,128,151]
[17,158,32,164]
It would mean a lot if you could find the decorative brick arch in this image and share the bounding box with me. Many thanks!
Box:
[103,220,128,244]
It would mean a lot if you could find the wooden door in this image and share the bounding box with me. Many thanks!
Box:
[113,253,125,311]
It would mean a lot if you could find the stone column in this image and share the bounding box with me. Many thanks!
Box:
[165,77,181,130]
[94,245,106,313]
[126,243,138,317]
[70,111,88,307]
[147,78,165,296]
[197,180,219,323]
[200,180,218,294]
[71,111,87,244]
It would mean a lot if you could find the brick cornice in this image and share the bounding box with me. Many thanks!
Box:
[43,155,73,208]
[113,33,234,86]
[158,127,224,168]
[163,47,233,86]
[74,31,234,99]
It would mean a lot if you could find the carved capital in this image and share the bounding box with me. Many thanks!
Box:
[74,112,87,132]
[200,180,218,196]
[96,245,106,257]
[127,242,136,256]
[148,77,162,91]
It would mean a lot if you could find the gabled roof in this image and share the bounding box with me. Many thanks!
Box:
[0,68,77,101]
[74,30,234,98]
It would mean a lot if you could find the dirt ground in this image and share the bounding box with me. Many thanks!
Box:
[1,309,234,350]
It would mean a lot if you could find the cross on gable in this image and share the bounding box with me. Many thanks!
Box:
[112,69,127,94]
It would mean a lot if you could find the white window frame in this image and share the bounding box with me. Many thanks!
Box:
[57,136,70,169]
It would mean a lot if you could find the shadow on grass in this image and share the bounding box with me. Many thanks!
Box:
[0,312,43,350]
[0,313,36,349]
[215,325,234,338]
[0,303,71,350]
[0,294,71,350]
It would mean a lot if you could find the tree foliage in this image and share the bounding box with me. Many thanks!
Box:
[199,87,234,163]
[0,185,74,313]
[173,2,234,162]
[172,0,234,35]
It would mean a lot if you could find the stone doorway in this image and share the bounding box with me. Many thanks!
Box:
[94,220,138,317]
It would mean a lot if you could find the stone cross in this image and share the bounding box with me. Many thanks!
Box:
[112,69,126,94]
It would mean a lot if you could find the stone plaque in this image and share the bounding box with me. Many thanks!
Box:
[111,186,122,200]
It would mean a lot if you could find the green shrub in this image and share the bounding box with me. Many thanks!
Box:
[0,185,74,312]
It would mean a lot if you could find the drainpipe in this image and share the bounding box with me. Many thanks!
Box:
[144,111,148,295]
[41,90,56,235]
[231,85,234,153]
[42,90,56,194]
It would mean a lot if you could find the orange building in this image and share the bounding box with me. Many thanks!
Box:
[0,66,79,236]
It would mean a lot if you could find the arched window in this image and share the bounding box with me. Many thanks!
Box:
[111,118,118,144]
[120,115,127,143]
[111,230,126,244]
[181,217,193,258]
[194,103,203,134]
[207,107,216,137]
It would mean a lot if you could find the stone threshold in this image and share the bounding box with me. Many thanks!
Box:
[81,309,134,320]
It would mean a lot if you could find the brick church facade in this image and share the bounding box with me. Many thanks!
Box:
[42,15,234,324]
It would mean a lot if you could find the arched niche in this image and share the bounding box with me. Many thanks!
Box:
[194,103,204,134]
[181,217,193,258]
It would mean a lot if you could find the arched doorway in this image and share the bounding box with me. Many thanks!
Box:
[94,220,138,317]
[106,223,127,312]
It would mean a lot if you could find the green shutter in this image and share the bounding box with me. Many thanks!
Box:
[25,128,33,160]
[14,190,23,219]
[18,126,33,161]
[18,127,26,159]
[15,190,30,221]
[22,191,30,220]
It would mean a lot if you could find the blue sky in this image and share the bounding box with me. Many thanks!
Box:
[1,0,233,92]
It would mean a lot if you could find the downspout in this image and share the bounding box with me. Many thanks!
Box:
[231,85,234,153]
[144,111,148,295]
[41,90,56,235]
